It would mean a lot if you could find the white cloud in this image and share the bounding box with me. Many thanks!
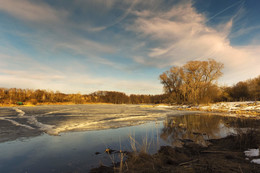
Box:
[0,69,65,81]
[0,50,161,94]
[113,79,162,94]
[128,1,260,85]
[0,0,67,23]
[0,0,119,70]
[54,37,117,55]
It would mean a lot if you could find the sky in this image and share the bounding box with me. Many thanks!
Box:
[0,0,260,95]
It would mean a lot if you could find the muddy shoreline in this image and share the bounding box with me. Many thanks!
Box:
[91,131,260,173]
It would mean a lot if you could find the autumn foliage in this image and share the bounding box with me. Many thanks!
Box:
[0,89,168,105]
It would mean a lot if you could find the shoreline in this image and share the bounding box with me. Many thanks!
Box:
[0,102,115,107]
[173,101,260,119]
[91,131,260,173]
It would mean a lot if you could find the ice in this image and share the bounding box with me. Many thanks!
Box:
[0,117,34,129]
[244,149,259,157]
[2,103,258,138]
[0,104,178,135]
[156,105,173,108]
[27,116,54,132]
[13,108,25,117]
[251,159,260,164]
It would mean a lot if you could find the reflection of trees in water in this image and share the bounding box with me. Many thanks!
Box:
[160,114,258,147]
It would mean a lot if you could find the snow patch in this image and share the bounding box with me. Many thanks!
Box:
[156,105,173,108]
[244,149,259,157]
[251,159,260,164]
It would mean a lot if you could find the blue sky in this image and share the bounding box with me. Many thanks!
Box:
[0,0,260,94]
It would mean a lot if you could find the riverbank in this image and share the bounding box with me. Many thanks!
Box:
[91,130,260,173]
[2,101,259,116]
[173,101,260,119]
[0,102,114,107]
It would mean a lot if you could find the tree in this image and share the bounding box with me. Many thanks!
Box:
[247,75,260,101]
[229,82,249,101]
[159,59,224,104]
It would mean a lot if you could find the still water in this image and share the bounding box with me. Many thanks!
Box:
[0,121,166,173]
[0,105,259,172]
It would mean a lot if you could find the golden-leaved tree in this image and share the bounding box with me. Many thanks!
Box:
[159,59,224,104]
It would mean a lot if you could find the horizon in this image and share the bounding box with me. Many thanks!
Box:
[1,0,260,95]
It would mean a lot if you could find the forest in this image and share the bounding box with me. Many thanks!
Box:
[0,60,259,106]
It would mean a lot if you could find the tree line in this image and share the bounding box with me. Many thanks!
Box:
[0,89,168,105]
[221,76,260,101]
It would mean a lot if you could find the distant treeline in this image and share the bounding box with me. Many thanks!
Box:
[221,76,260,102]
[0,89,169,105]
